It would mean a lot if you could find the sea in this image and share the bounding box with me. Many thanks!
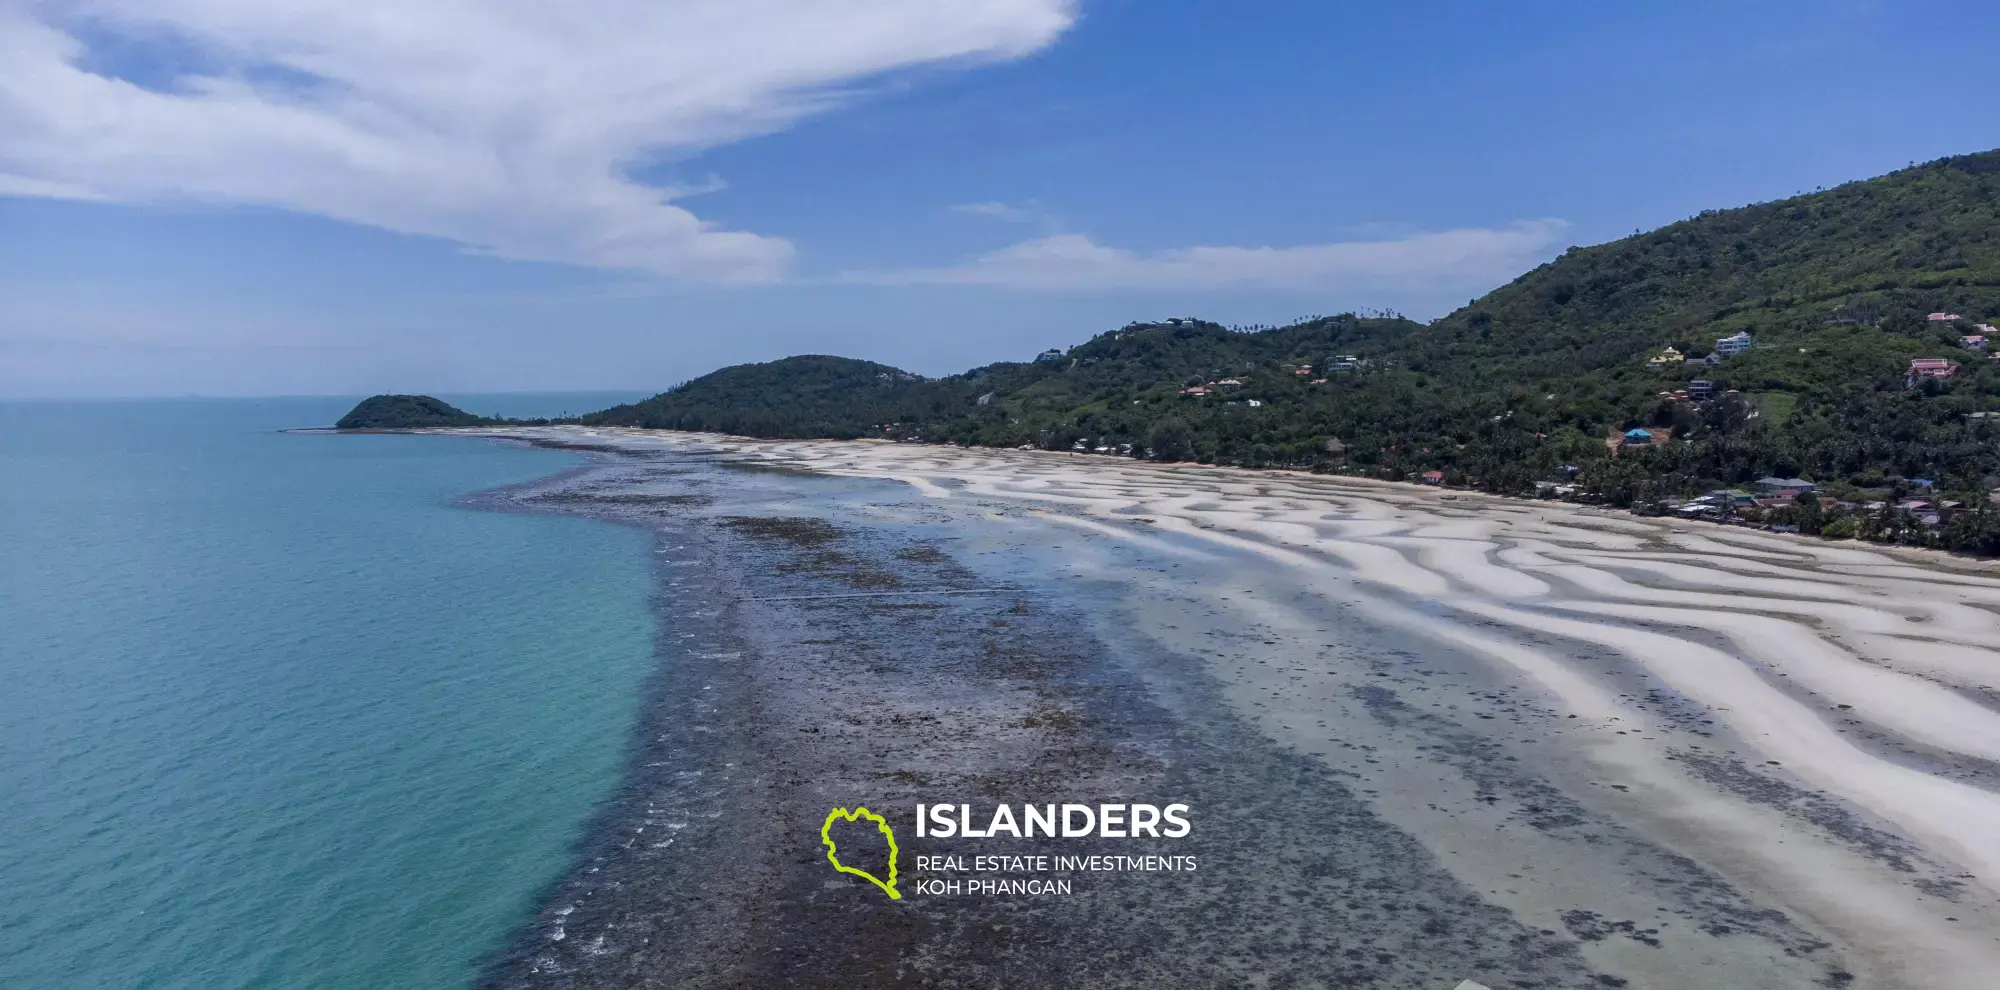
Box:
[0,395,656,989]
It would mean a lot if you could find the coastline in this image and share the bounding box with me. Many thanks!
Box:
[444,426,2000,988]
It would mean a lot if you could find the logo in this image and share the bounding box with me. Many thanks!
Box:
[821,806,901,899]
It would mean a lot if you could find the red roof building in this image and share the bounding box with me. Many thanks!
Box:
[1908,358,1957,386]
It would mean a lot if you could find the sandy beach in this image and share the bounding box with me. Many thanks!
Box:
[464,426,2000,990]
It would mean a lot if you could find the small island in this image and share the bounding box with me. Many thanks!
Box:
[334,394,506,430]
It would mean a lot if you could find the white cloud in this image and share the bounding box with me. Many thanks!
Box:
[851,221,1571,293]
[948,200,1038,222]
[0,1,1076,282]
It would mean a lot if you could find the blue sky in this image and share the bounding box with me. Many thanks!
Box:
[3,0,1996,397]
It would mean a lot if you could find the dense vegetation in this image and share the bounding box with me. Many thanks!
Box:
[582,355,948,439]
[334,394,501,429]
[344,150,2000,552]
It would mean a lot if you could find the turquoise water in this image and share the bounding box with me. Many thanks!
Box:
[0,397,656,989]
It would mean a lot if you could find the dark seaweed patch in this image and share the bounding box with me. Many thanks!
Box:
[720,515,847,546]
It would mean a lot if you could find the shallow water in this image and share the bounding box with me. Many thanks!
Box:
[0,397,654,989]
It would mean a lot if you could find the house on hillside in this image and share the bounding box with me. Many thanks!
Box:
[1215,378,1244,390]
[1621,428,1655,446]
[1908,358,1957,387]
[1646,347,1685,368]
[1714,332,1754,357]
[1179,386,1211,397]
[1688,380,1717,400]
[1963,335,1989,351]
[1929,313,1966,323]
[1328,355,1359,372]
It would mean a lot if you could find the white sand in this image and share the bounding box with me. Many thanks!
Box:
[473,427,2000,987]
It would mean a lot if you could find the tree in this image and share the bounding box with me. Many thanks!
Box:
[1795,491,1824,534]
[1148,417,1195,462]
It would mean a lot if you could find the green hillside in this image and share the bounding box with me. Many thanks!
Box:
[582,355,956,438]
[338,150,2000,551]
[1425,150,2000,378]
[581,151,2000,504]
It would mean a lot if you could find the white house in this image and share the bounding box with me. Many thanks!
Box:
[1714,332,1753,357]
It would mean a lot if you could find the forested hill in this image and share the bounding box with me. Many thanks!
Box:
[341,149,2000,549]
[1418,148,2000,377]
[582,356,945,438]
[585,151,2000,484]
[335,394,498,429]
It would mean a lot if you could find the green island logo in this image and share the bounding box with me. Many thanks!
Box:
[821,806,901,899]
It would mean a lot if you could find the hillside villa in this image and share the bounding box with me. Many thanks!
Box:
[1714,331,1754,357]
[1908,358,1957,387]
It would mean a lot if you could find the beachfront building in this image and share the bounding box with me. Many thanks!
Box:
[1714,332,1754,357]
[1420,470,1444,485]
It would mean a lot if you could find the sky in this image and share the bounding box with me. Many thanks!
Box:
[3,0,1997,398]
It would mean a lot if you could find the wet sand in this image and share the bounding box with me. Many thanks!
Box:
[458,427,2000,989]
